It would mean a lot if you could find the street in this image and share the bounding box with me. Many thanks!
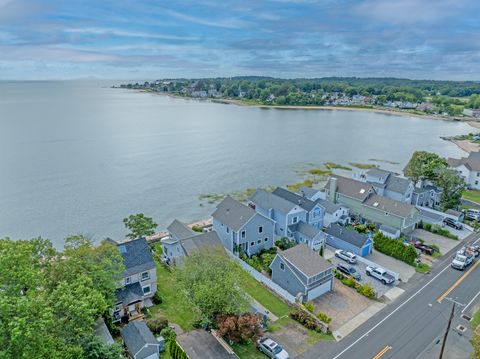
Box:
[299,232,480,359]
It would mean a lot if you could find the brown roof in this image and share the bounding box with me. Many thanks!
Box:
[280,244,333,277]
[325,175,373,201]
[363,194,417,218]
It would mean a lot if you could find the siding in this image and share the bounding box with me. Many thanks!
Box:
[240,213,275,256]
[270,256,306,299]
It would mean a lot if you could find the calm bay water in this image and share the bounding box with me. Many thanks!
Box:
[0,81,471,247]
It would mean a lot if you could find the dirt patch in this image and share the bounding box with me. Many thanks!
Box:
[270,321,311,357]
[452,139,480,154]
[312,279,372,330]
[413,229,459,255]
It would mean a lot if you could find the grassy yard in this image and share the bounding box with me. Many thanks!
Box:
[231,342,265,359]
[463,189,480,204]
[471,310,480,330]
[148,263,198,331]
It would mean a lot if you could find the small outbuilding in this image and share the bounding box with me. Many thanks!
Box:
[121,320,159,359]
[324,224,373,257]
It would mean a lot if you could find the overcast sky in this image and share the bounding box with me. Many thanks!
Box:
[0,0,479,80]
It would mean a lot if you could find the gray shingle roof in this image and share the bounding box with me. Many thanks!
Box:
[249,189,298,214]
[298,186,321,199]
[180,231,223,256]
[363,194,417,218]
[316,199,342,214]
[176,330,235,359]
[446,209,462,217]
[325,175,374,201]
[366,168,392,183]
[324,224,369,248]
[115,282,144,305]
[279,244,332,277]
[379,224,399,235]
[167,219,196,240]
[272,187,318,212]
[95,318,114,345]
[212,196,256,232]
[117,238,155,277]
[448,153,480,171]
[385,175,411,195]
[121,321,158,359]
[288,221,321,239]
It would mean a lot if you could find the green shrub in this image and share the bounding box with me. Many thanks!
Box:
[356,284,376,299]
[160,327,177,343]
[191,225,203,233]
[290,309,323,332]
[275,237,297,250]
[304,301,315,313]
[169,340,188,359]
[355,225,367,234]
[153,291,163,305]
[316,311,332,324]
[341,277,356,288]
[373,232,418,265]
[147,314,169,335]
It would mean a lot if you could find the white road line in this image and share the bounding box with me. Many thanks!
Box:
[462,290,480,313]
[332,263,452,359]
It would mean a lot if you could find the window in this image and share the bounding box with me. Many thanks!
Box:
[241,230,246,238]
[124,277,131,285]
[280,263,285,271]
[264,237,268,242]
[226,227,229,233]
[142,285,151,295]
[141,271,150,281]
[114,304,121,313]
[385,212,389,216]
[251,242,254,246]
[476,180,479,185]
[258,226,263,233]
[164,247,168,255]
[293,216,298,224]
[257,239,261,244]
[477,172,479,177]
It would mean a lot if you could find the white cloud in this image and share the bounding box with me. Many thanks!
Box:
[63,27,198,41]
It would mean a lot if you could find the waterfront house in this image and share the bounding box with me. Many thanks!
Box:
[162,220,224,265]
[249,189,306,238]
[212,196,275,256]
[287,221,324,251]
[323,224,373,256]
[270,244,333,303]
[324,175,419,233]
[121,320,159,359]
[411,184,442,209]
[448,152,480,190]
[316,199,350,227]
[113,238,157,323]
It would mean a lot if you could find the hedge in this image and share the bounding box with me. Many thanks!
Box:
[169,340,188,359]
[290,309,324,333]
[373,232,418,265]
[334,270,377,299]
[417,221,458,240]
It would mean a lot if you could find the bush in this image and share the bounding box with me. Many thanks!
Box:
[373,232,418,265]
[153,291,163,305]
[191,225,203,233]
[304,301,315,313]
[160,327,177,343]
[316,311,332,324]
[216,313,263,344]
[169,339,188,359]
[275,237,297,250]
[147,314,168,335]
[356,284,376,299]
[341,276,356,288]
[354,225,367,234]
[290,309,323,332]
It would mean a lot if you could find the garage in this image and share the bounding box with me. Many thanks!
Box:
[306,280,333,301]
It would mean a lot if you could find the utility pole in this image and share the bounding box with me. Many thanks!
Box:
[439,301,455,359]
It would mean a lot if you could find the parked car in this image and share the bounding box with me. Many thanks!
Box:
[451,248,474,270]
[414,241,435,256]
[465,209,480,221]
[443,217,463,230]
[334,249,357,264]
[257,338,289,359]
[336,263,361,281]
[366,266,395,285]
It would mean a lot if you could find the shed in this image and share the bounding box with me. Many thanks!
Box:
[121,321,159,359]
[324,224,372,256]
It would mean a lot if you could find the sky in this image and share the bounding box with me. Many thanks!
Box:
[0,0,479,80]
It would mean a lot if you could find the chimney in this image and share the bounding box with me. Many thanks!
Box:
[328,177,337,203]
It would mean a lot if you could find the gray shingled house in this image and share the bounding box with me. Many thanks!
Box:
[121,320,159,359]
[270,244,333,302]
[323,223,373,256]
[357,168,414,203]
[113,238,157,323]
[212,196,275,256]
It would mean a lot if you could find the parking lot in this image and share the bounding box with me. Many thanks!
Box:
[325,247,398,298]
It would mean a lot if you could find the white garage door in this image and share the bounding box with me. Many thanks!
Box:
[306,280,332,301]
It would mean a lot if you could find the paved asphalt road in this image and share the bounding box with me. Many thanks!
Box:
[299,232,480,359]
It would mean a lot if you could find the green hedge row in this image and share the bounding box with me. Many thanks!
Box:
[169,340,188,359]
[373,232,418,265]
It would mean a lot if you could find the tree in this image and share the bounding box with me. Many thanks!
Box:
[176,249,248,321]
[80,335,124,359]
[216,313,263,344]
[404,151,447,183]
[434,168,467,210]
[123,213,158,239]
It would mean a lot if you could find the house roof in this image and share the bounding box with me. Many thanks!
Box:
[121,321,158,359]
[448,152,480,171]
[366,168,392,183]
[385,176,411,195]
[316,199,342,214]
[272,187,318,212]
[94,318,114,346]
[363,194,416,218]
[167,219,196,240]
[115,282,144,305]
[379,224,399,235]
[325,175,373,201]
[180,231,223,256]
[324,224,369,248]
[176,330,235,359]
[279,244,332,278]
[117,238,155,277]
[298,186,321,199]
[212,196,257,232]
[446,209,462,217]
[288,221,321,239]
[249,188,298,214]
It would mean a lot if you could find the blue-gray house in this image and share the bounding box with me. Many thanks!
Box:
[270,244,333,302]
[287,221,324,251]
[323,224,373,257]
[212,196,275,256]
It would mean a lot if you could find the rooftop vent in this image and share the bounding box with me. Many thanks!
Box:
[359,189,366,194]
[373,202,379,207]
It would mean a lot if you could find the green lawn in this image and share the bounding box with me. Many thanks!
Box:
[149,263,198,331]
[239,271,291,318]
[463,189,480,204]
[471,310,480,330]
[231,342,265,359]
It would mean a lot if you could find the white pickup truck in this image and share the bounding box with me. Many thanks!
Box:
[366,266,395,285]
[451,247,476,270]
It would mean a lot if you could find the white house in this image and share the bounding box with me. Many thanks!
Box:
[448,152,480,190]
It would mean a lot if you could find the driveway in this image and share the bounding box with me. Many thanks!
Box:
[367,250,415,283]
[444,225,472,240]
[412,228,460,255]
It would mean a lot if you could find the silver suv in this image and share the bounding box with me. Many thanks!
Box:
[257,338,289,359]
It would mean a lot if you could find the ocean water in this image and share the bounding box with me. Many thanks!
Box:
[0,81,471,247]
